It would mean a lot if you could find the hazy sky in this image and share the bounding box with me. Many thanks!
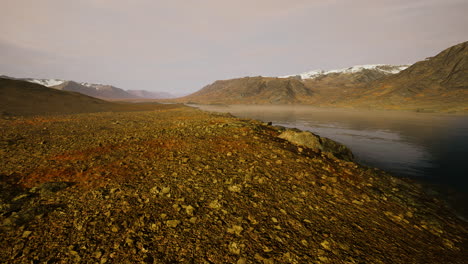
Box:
[1,0,467,94]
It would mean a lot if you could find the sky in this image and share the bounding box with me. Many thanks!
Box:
[1,0,467,94]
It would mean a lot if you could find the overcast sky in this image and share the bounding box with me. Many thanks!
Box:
[1,0,467,94]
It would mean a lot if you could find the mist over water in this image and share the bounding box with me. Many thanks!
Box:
[194,105,468,194]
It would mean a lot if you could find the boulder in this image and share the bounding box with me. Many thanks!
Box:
[278,129,354,161]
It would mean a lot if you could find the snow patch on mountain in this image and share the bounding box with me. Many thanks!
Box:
[280,64,409,80]
[80,82,106,89]
[26,79,66,87]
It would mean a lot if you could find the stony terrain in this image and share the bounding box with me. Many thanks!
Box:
[0,105,466,263]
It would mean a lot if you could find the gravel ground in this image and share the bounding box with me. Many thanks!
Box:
[0,105,466,263]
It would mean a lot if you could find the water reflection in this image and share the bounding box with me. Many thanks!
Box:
[193,105,468,193]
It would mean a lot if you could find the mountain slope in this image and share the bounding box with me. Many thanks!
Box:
[21,78,65,87]
[0,78,115,116]
[178,77,313,104]
[176,42,467,112]
[52,81,137,99]
[341,41,468,111]
[2,76,174,100]
[175,65,405,105]
[378,41,467,92]
[281,64,408,80]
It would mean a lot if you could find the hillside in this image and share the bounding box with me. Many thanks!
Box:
[0,78,175,116]
[281,64,408,80]
[52,81,137,99]
[176,77,313,104]
[341,41,468,112]
[1,76,176,100]
[175,65,407,105]
[0,78,116,116]
[175,42,468,112]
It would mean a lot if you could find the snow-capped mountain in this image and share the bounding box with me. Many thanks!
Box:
[79,82,111,90]
[2,75,174,99]
[22,78,66,87]
[280,64,409,80]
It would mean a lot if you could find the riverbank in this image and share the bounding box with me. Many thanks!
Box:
[0,105,466,263]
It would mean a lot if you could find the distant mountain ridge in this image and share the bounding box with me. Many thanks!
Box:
[181,77,312,104]
[0,78,115,116]
[52,81,133,99]
[341,41,468,111]
[280,64,409,80]
[176,41,468,112]
[0,76,174,99]
[175,64,407,105]
[22,78,65,87]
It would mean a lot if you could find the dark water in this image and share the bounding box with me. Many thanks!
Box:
[194,105,468,195]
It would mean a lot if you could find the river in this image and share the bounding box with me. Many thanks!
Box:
[193,105,468,198]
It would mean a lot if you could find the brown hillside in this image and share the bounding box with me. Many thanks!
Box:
[0,78,174,116]
[0,78,115,116]
[343,41,468,112]
[379,41,468,93]
[173,67,401,105]
[300,69,392,105]
[53,81,137,99]
[177,77,313,104]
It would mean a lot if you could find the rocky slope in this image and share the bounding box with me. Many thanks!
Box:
[341,41,468,112]
[175,65,407,105]
[176,77,313,104]
[377,41,467,93]
[0,105,466,263]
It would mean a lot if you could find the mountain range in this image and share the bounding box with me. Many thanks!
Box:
[0,78,115,116]
[175,41,468,112]
[0,77,180,116]
[0,76,175,100]
[280,64,409,80]
[2,41,467,113]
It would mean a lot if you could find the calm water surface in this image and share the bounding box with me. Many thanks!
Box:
[194,105,468,194]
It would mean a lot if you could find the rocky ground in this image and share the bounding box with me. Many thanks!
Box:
[0,105,466,263]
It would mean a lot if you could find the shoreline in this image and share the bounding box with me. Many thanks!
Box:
[191,104,468,220]
[184,103,468,116]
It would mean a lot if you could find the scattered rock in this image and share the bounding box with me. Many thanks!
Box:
[166,220,181,228]
[228,242,241,255]
[228,185,242,193]
[227,225,243,236]
[185,205,195,215]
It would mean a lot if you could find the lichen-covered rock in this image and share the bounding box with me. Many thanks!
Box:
[278,129,354,161]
